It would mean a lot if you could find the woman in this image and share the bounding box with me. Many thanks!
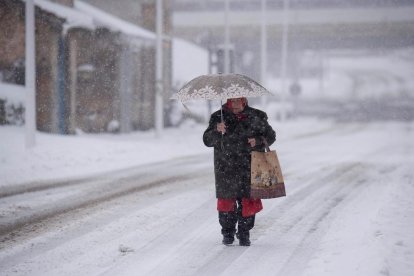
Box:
[203,97,276,246]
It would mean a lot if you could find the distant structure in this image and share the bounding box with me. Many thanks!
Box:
[172,0,414,82]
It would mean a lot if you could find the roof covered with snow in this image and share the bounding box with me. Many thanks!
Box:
[32,0,155,40]
[74,0,155,40]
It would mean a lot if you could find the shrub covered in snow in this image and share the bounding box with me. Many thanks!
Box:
[0,99,25,126]
[0,82,25,126]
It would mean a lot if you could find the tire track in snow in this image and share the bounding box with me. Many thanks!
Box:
[0,154,211,199]
[0,176,215,275]
[0,155,212,237]
[0,173,208,237]
[99,197,217,275]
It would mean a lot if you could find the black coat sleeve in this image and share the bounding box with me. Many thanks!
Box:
[203,112,222,148]
[251,109,276,148]
[262,112,276,146]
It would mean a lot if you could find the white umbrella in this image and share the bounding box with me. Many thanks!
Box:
[172,73,271,103]
[171,73,272,150]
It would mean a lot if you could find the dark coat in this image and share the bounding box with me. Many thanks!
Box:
[203,104,276,199]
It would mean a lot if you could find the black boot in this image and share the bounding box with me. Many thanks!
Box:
[222,233,235,245]
[236,231,251,246]
[219,211,237,245]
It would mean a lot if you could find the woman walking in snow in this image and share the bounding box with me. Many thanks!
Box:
[203,97,276,246]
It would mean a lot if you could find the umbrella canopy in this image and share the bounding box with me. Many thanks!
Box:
[172,73,271,102]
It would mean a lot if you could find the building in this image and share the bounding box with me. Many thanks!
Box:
[0,0,172,133]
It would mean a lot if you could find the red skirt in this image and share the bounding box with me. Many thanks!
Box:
[217,198,263,217]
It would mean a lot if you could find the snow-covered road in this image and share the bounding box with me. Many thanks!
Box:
[1,120,413,275]
[0,155,211,235]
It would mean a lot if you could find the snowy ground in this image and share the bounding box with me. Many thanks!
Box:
[0,117,413,275]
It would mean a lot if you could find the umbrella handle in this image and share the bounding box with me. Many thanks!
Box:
[220,99,224,123]
[220,99,224,150]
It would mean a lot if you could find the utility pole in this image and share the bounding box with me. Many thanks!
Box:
[260,0,267,108]
[280,0,290,121]
[25,0,36,148]
[224,0,230,74]
[155,0,163,136]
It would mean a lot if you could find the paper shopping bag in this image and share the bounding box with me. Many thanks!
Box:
[250,149,286,199]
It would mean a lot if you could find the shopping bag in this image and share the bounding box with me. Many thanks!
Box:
[250,138,286,199]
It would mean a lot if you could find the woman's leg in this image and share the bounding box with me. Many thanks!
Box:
[219,211,237,244]
[236,198,255,246]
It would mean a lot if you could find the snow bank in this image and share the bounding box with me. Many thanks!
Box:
[0,83,25,105]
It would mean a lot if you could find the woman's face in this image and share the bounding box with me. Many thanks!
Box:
[228,98,245,114]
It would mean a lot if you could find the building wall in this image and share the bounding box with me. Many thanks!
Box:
[67,28,122,133]
[135,46,156,130]
[78,0,173,128]
[0,1,25,82]
[0,0,64,133]
[35,10,63,133]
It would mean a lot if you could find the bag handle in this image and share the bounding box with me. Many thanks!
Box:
[261,136,271,152]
